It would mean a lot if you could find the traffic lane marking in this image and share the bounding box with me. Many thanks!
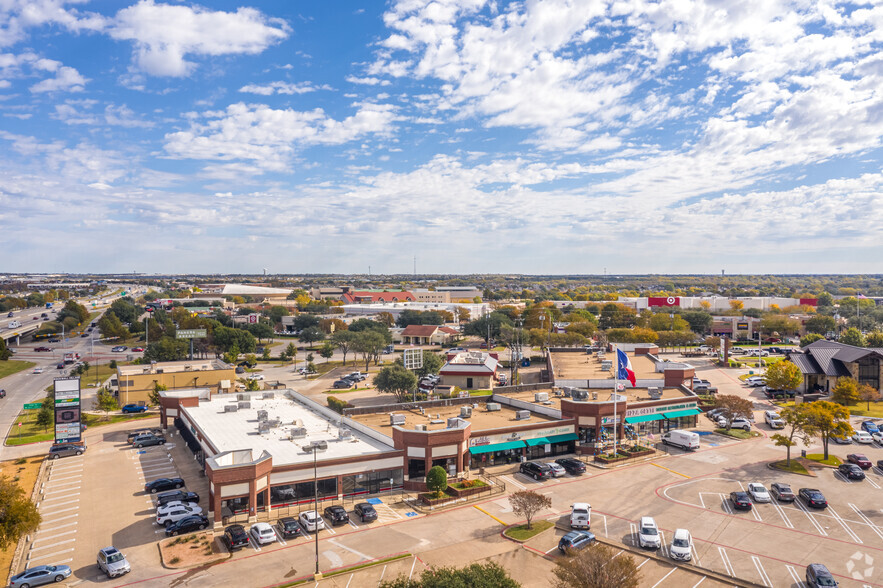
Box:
[473,505,507,525]
[650,462,691,479]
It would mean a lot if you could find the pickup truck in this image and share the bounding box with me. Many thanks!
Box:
[692,378,717,394]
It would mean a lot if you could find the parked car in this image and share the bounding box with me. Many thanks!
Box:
[718,417,752,431]
[744,376,766,387]
[806,563,839,587]
[132,433,166,448]
[519,461,552,481]
[223,524,249,551]
[323,505,350,526]
[156,503,203,527]
[764,411,785,429]
[832,432,853,445]
[277,517,302,539]
[250,522,277,545]
[570,503,591,530]
[145,477,185,494]
[770,482,795,502]
[852,431,873,444]
[235,366,246,374]
[32,367,43,374]
[48,338,59,343]
[9,564,72,587]
[872,431,883,444]
[246,374,265,381]
[0,388,5,397]
[48,443,85,459]
[558,530,595,554]
[346,372,367,382]
[122,404,148,414]
[861,420,879,434]
[847,453,872,469]
[799,488,828,509]
[237,360,257,368]
[555,457,586,475]
[545,462,566,477]
[838,463,865,480]
[127,428,162,444]
[354,503,378,523]
[638,516,661,549]
[156,490,199,507]
[299,510,325,532]
[332,379,354,389]
[164,514,209,537]
[747,483,771,503]
[730,491,752,510]
[96,546,130,578]
[669,529,693,561]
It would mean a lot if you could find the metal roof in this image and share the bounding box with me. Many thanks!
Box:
[788,352,821,375]
[805,347,852,377]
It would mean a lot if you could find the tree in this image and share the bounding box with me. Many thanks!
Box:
[298,325,325,348]
[58,299,89,324]
[760,315,801,336]
[373,364,418,402]
[96,387,119,419]
[649,313,689,332]
[804,315,836,335]
[509,490,552,530]
[415,351,444,378]
[764,360,802,391]
[98,312,130,340]
[681,310,713,335]
[109,298,141,323]
[267,305,290,324]
[213,326,256,353]
[0,337,11,361]
[655,330,695,351]
[281,342,297,362]
[831,377,860,406]
[704,336,721,351]
[712,394,754,429]
[319,342,334,363]
[331,331,356,366]
[840,327,865,347]
[858,383,881,410]
[566,321,596,338]
[144,337,188,362]
[865,331,883,348]
[599,303,636,330]
[454,306,471,322]
[0,476,41,550]
[148,382,167,406]
[223,344,240,365]
[800,333,824,347]
[425,465,448,498]
[729,300,744,311]
[553,542,641,588]
[244,321,275,343]
[463,312,514,341]
[353,330,388,371]
[771,404,815,467]
[35,406,53,432]
[380,562,520,588]
[261,346,271,361]
[805,400,852,460]
[245,378,260,391]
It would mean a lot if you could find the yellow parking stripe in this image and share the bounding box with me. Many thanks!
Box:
[651,462,691,479]
[474,505,507,525]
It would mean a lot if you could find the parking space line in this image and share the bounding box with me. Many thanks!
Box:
[751,556,772,587]
[770,499,793,528]
[42,487,80,495]
[719,494,733,515]
[691,577,706,588]
[33,529,77,543]
[828,505,863,543]
[750,504,762,522]
[544,545,559,555]
[30,538,75,552]
[793,501,828,536]
[27,556,72,567]
[866,476,881,490]
[718,547,734,576]
[37,521,77,533]
[849,503,883,541]
[650,568,677,588]
[786,564,807,588]
[698,493,706,509]
[659,529,667,558]
[635,558,650,569]
[38,506,78,516]
[502,475,526,490]
[274,529,287,545]
[628,522,637,546]
[39,499,79,510]
[691,543,702,567]
[140,465,178,473]
[47,475,81,482]
[835,472,854,484]
[328,538,372,561]
[41,493,79,502]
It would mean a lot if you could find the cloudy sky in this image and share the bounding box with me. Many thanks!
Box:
[1,0,881,275]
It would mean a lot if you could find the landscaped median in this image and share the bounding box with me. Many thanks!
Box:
[159,532,230,569]
[276,553,412,587]
[0,360,35,379]
[713,428,762,440]
[805,453,842,467]
[503,520,553,542]
[769,459,812,475]
[6,410,156,446]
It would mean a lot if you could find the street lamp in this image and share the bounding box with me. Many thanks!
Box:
[304,440,327,580]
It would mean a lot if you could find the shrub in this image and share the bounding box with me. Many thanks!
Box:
[170,556,181,564]
[14,458,26,465]
[426,465,448,498]
[326,396,354,414]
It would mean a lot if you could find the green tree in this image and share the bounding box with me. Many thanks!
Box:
[261,346,272,361]
[840,327,865,347]
[299,325,325,348]
[865,331,883,348]
[281,342,297,362]
[144,337,188,362]
[804,315,836,335]
[0,337,11,361]
[96,387,119,419]
[244,321,275,343]
[353,330,388,371]
[58,299,89,325]
[35,406,53,432]
[681,310,713,335]
[764,360,802,391]
[771,404,815,467]
[831,377,860,406]
[425,465,448,498]
[267,305,290,324]
[463,312,514,341]
[109,298,141,323]
[223,343,240,365]
[374,364,418,402]
[649,313,689,332]
[0,476,42,550]
[806,400,853,460]
[213,326,256,354]
[508,490,552,530]
[553,542,641,588]
[415,351,444,378]
[380,562,520,588]
[148,382,167,406]
[245,378,260,391]
[800,333,824,347]
[599,303,637,330]
[331,331,356,366]
[319,342,334,363]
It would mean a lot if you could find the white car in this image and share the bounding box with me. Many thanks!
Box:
[670,528,692,561]
[872,432,883,444]
[545,462,566,477]
[250,522,277,545]
[32,367,43,374]
[718,417,752,431]
[745,377,766,387]
[246,374,265,381]
[852,431,874,444]
[298,510,325,532]
[638,516,661,549]
[156,503,203,526]
[747,483,771,503]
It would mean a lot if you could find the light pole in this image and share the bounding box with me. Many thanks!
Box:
[305,440,327,580]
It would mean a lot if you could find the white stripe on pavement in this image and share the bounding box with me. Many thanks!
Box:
[38,506,78,516]
[30,538,75,552]
[849,503,883,541]
[39,499,79,510]
[786,565,807,588]
[828,505,862,543]
[37,521,77,534]
[41,493,79,502]
[718,547,735,576]
[751,556,772,587]
[793,501,828,536]
[635,558,651,569]
[42,487,81,495]
[650,568,678,588]
[691,577,706,588]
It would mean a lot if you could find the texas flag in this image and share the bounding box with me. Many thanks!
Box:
[616,348,637,387]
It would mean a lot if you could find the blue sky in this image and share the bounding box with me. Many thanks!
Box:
[1,0,881,274]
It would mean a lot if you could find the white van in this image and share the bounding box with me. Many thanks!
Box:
[670,528,692,561]
[7,321,21,329]
[570,503,591,530]
[662,430,700,451]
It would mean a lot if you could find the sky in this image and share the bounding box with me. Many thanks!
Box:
[0,0,881,275]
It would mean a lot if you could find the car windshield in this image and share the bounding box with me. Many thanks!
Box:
[283,521,298,529]
[673,538,689,547]
[641,527,658,535]
[107,553,124,563]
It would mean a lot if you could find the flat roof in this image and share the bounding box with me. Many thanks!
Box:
[351,401,558,434]
[499,386,691,409]
[183,391,395,467]
[118,359,230,376]
[550,351,658,381]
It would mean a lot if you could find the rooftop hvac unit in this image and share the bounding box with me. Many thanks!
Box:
[534,392,549,402]
[238,401,251,409]
[224,404,239,413]
[268,418,281,428]
[460,406,472,418]
[415,424,428,431]
[237,393,250,401]
[390,414,406,426]
[290,427,307,439]
[515,410,531,420]
[572,389,589,400]
[262,392,274,399]
[257,410,268,421]
[592,391,598,400]
[302,440,328,453]
[447,417,467,428]
[258,422,271,434]
[338,428,352,439]
[486,402,501,412]
[184,365,192,371]
[561,387,573,397]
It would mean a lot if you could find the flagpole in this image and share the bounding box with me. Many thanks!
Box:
[613,344,618,457]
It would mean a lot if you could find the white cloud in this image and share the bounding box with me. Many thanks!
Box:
[108,0,290,77]
[30,64,87,92]
[345,75,391,86]
[239,81,331,95]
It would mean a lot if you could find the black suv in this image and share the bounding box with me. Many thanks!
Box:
[519,461,552,481]
[555,457,586,475]
[49,443,85,459]
[132,433,166,448]
[324,505,350,526]
[223,525,249,551]
[354,503,377,522]
[277,517,302,539]
[806,563,838,587]
[156,491,200,507]
[145,477,185,494]
[165,514,209,537]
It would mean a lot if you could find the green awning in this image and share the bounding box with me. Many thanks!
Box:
[524,437,550,447]
[546,433,579,443]
[663,408,702,419]
[469,440,525,454]
[625,414,666,424]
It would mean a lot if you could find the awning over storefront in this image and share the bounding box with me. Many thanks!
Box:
[546,433,579,443]
[469,440,526,454]
[663,408,702,419]
[624,414,666,424]
[524,437,550,447]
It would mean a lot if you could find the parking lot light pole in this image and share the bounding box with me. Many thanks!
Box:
[306,440,325,581]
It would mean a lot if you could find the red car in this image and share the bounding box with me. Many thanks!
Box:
[132,347,144,352]
[847,453,872,470]
[34,346,52,352]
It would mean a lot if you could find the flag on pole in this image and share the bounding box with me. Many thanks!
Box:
[616,348,636,387]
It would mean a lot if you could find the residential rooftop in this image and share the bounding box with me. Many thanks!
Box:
[351,400,558,434]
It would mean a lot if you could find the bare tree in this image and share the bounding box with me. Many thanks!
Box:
[553,542,641,588]
[508,490,551,530]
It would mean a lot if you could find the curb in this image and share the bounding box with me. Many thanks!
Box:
[766,461,816,477]
[157,533,231,569]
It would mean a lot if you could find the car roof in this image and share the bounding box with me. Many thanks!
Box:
[356,502,374,508]
[252,522,272,529]
[640,516,656,526]
[572,502,590,509]
[808,563,832,574]
[226,524,245,531]
[99,546,120,555]
[673,528,690,538]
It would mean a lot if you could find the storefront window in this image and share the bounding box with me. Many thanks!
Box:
[224,496,249,514]
[579,427,596,444]
[342,469,403,497]
[270,478,337,506]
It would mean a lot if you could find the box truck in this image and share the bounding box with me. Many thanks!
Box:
[662,430,700,451]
